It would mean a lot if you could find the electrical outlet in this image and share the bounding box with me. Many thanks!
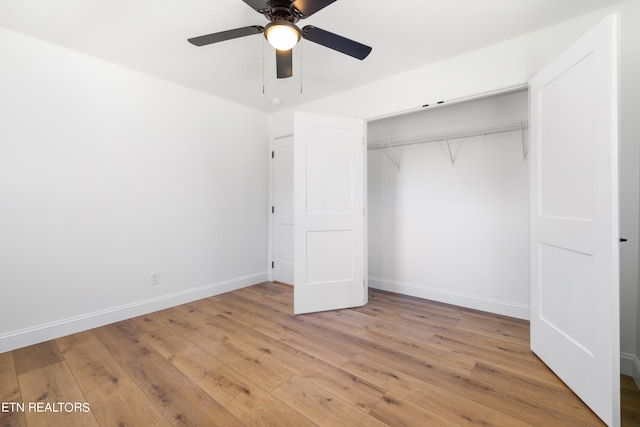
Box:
[151,272,160,286]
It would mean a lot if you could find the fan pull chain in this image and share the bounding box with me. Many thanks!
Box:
[262,38,265,94]
[299,40,303,94]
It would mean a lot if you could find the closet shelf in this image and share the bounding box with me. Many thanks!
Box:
[368,121,529,168]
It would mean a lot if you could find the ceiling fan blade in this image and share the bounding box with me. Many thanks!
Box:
[241,0,269,13]
[188,25,264,46]
[292,0,337,18]
[301,26,372,60]
[276,49,293,79]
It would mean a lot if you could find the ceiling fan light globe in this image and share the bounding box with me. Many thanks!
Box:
[265,21,300,50]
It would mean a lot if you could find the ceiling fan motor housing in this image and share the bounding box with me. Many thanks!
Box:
[264,2,302,23]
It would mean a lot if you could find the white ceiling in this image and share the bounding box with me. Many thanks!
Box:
[0,0,621,112]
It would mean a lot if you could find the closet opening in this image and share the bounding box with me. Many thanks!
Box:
[366,88,530,319]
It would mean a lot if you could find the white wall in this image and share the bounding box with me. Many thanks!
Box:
[367,91,529,318]
[268,1,640,377]
[0,28,269,352]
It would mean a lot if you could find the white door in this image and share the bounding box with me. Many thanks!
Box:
[293,112,367,314]
[272,137,295,285]
[530,14,619,426]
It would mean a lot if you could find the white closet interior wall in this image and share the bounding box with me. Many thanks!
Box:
[367,90,530,319]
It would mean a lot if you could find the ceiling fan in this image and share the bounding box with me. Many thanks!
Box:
[188,0,372,79]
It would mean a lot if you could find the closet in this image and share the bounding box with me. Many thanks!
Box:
[366,89,530,319]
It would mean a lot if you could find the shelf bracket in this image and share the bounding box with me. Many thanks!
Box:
[445,139,456,165]
[382,141,400,171]
[520,121,528,161]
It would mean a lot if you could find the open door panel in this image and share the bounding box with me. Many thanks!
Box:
[530,14,620,426]
[293,112,367,314]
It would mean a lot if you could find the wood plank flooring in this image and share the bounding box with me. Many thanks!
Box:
[622,374,640,426]
[0,282,638,426]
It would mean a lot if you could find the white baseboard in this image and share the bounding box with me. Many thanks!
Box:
[0,272,267,354]
[369,276,530,320]
[621,351,640,386]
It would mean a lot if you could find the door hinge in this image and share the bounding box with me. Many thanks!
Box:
[272,206,275,214]
[271,261,275,269]
[271,150,274,158]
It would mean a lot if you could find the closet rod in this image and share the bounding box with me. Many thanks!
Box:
[368,121,529,151]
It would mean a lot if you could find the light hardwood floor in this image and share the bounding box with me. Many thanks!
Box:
[1,282,638,426]
[622,374,640,426]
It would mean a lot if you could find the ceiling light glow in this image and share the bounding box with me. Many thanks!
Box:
[265,21,300,51]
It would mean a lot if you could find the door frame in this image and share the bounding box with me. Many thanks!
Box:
[268,134,294,283]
